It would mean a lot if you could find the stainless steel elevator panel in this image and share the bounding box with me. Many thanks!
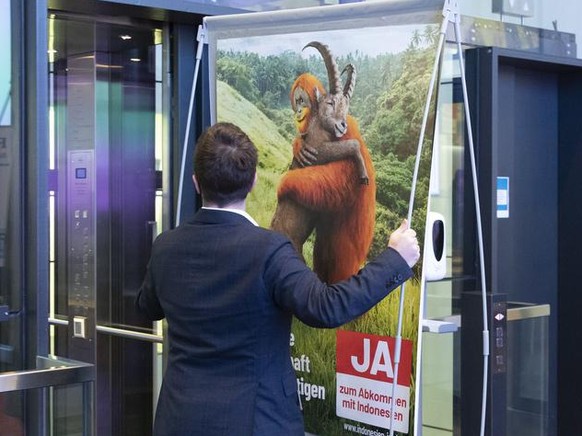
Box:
[67,150,96,361]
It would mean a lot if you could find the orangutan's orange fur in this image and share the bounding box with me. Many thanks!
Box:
[273,73,376,283]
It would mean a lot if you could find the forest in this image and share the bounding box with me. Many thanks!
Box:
[216,26,438,259]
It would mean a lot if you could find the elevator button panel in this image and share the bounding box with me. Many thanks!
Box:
[492,301,507,374]
[67,150,95,358]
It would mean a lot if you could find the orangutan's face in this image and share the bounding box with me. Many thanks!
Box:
[292,87,312,133]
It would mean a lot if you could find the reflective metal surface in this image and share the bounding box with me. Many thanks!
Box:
[49,317,164,342]
[507,303,550,321]
[0,355,94,393]
[49,13,167,434]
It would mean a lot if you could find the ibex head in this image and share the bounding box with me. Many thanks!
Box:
[303,41,357,138]
[303,41,356,98]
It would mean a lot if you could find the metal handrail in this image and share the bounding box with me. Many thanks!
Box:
[48,316,68,326]
[96,324,163,343]
[0,355,94,393]
[507,303,550,321]
[48,317,164,343]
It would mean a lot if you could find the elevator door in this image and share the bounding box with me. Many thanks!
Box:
[48,14,168,435]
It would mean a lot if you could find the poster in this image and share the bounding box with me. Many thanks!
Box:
[206,1,443,433]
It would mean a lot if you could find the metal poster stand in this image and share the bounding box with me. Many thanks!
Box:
[402,1,489,435]
[184,1,489,434]
[176,25,206,227]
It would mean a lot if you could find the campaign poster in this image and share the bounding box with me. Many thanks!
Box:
[207,1,442,433]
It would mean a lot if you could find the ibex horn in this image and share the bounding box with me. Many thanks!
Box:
[342,64,356,100]
[303,41,341,95]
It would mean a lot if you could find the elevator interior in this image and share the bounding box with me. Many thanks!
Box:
[48,14,168,434]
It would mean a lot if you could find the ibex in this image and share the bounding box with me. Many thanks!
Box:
[271,42,376,284]
[290,41,368,185]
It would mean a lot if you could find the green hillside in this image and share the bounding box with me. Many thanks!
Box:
[217,80,293,227]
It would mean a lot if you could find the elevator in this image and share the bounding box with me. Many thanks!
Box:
[461,46,582,436]
[0,0,232,432]
[48,14,168,435]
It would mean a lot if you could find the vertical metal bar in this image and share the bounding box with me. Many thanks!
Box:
[453,15,490,436]
[161,23,173,233]
[24,0,50,364]
[176,25,206,227]
[24,0,50,434]
[389,8,450,436]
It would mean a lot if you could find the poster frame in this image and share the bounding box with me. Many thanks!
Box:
[200,1,489,435]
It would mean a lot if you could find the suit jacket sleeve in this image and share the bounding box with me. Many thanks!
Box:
[264,235,413,328]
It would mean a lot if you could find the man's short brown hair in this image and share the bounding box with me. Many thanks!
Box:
[193,122,258,206]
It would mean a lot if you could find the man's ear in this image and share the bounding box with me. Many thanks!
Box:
[251,172,258,191]
[192,175,200,194]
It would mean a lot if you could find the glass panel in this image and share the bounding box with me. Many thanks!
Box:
[506,304,550,436]
[1,385,93,436]
[0,355,94,435]
[420,44,466,436]
[51,384,87,436]
[0,391,24,435]
[0,0,23,373]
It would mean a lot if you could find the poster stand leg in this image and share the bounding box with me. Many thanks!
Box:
[388,3,450,434]
[391,1,489,435]
[176,24,207,227]
[452,7,490,436]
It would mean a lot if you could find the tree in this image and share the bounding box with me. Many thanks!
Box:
[216,55,258,102]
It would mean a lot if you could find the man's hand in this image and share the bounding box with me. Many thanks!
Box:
[388,219,420,268]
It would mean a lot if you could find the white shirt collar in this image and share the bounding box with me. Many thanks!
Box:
[202,206,259,227]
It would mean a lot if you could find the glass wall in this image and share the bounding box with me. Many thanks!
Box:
[0,0,22,371]
[0,0,25,432]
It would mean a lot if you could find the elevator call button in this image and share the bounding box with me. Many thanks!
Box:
[73,316,87,339]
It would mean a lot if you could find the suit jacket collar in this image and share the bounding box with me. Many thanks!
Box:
[190,208,254,226]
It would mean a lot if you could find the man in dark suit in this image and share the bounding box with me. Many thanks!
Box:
[136,122,420,435]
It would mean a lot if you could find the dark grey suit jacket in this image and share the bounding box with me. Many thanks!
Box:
[136,208,412,436]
